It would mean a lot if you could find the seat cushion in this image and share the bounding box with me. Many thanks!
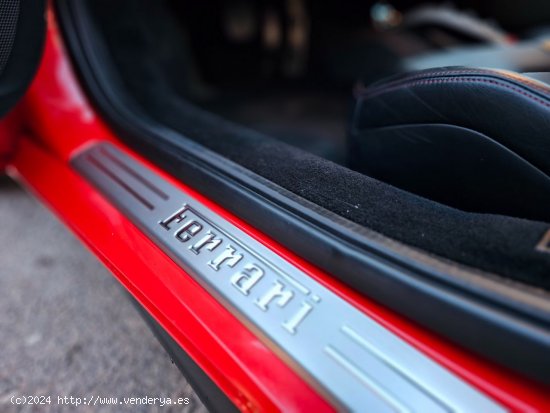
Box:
[349,67,550,221]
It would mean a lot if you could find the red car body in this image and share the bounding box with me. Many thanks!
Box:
[0,5,548,412]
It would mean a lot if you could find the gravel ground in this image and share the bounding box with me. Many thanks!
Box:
[0,177,208,413]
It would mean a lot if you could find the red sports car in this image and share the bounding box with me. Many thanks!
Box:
[1,0,549,411]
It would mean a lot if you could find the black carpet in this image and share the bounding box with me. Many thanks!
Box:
[84,0,550,290]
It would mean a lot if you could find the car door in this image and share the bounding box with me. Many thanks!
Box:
[2,1,549,412]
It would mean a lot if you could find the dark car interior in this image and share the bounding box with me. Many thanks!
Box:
[53,0,550,385]
[85,0,550,164]
[71,0,550,287]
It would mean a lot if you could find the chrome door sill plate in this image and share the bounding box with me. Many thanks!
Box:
[73,142,505,413]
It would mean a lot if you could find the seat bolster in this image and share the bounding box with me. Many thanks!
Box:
[351,67,550,176]
[349,67,550,220]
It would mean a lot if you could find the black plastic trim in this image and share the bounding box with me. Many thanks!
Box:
[55,0,550,385]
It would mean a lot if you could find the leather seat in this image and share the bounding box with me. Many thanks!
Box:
[349,67,550,222]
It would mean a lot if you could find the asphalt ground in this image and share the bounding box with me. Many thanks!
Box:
[0,177,208,413]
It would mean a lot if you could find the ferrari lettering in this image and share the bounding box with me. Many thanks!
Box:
[231,263,264,295]
[208,245,244,271]
[174,220,202,242]
[159,204,317,334]
[255,281,294,311]
[190,231,223,255]
[282,301,315,335]
[159,206,188,230]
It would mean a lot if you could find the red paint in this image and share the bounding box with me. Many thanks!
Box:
[0,109,23,171]
[11,137,334,413]
[21,8,117,161]
[9,4,549,412]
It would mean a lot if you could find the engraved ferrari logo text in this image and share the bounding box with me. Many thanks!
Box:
[160,205,319,334]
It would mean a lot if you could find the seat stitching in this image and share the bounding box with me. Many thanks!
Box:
[360,70,550,98]
[359,77,550,109]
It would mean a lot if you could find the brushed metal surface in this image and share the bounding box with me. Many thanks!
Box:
[72,142,506,413]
